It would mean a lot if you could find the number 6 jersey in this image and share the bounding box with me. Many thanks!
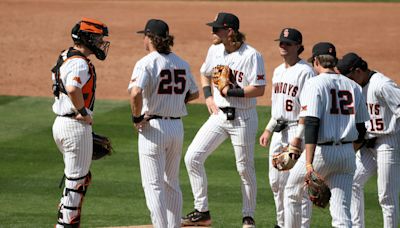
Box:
[128,51,198,117]
[271,59,315,121]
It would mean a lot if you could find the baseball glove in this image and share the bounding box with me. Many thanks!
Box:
[305,171,331,208]
[272,145,301,171]
[212,65,232,92]
[92,132,113,160]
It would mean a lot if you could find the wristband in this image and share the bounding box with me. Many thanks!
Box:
[132,114,144,123]
[295,124,305,138]
[77,107,88,117]
[306,163,313,168]
[227,88,245,97]
[265,118,278,132]
[203,86,212,99]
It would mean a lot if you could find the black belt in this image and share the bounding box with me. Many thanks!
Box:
[220,107,235,113]
[148,115,180,120]
[318,141,352,146]
[59,113,76,117]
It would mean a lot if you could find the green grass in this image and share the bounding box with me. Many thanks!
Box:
[0,95,382,227]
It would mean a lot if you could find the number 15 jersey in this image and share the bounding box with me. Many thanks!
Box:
[128,51,198,117]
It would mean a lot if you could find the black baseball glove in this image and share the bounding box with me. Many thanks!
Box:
[92,132,113,160]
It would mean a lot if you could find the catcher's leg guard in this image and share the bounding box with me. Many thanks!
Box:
[57,172,91,227]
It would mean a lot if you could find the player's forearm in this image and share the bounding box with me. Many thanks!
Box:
[265,117,277,132]
[129,87,143,116]
[186,91,199,103]
[66,85,86,111]
[200,74,212,88]
[304,116,320,167]
[243,85,265,97]
[305,144,316,165]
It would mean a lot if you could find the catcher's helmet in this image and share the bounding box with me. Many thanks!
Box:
[71,17,110,60]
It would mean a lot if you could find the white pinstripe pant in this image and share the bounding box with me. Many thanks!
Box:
[52,116,93,226]
[184,108,258,217]
[53,116,93,178]
[284,143,355,228]
[269,125,312,228]
[138,119,183,228]
[351,135,400,228]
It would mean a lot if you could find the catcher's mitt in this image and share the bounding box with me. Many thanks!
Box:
[92,132,113,160]
[212,65,232,92]
[272,145,301,171]
[305,171,331,208]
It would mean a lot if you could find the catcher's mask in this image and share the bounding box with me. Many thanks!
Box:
[71,17,110,60]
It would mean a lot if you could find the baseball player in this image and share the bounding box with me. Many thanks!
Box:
[182,12,266,228]
[51,17,110,227]
[337,53,400,228]
[283,42,370,228]
[259,28,314,228]
[128,19,199,228]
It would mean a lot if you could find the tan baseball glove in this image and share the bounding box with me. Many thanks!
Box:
[92,132,113,160]
[212,65,232,92]
[305,171,331,208]
[272,145,301,171]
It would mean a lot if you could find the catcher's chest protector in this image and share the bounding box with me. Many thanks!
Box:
[51,47,97,111]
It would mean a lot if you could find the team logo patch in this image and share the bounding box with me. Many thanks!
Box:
[284,29,289,38]
[301,105,308,111]
[73,76,81,84]
[257,75,264,80]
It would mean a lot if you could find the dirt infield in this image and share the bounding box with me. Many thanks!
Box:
[0,0,399,106]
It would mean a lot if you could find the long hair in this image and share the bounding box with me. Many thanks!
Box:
[316,55,338,68]
[146,33,174,54]
[231,30,246,45]
[297,45,304,55]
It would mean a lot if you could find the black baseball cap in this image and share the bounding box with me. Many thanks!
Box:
[308,42,336,62]
[275,28,302,44]
[206,12,240,31]
[337,52,367,75]
[137,19,169,38]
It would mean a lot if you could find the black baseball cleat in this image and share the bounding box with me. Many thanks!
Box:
[242,216,256,228]
[181,209,212,226]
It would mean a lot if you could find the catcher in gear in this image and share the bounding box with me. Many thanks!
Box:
[51,17,110,228]
[272,145,301,171]
[305,171,331,208]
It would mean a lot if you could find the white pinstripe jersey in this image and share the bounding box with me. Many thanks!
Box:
[299,73,370,143]
[271,59,316,121]
[128,51,198,117]
[363,71,400,137]
[52,57,92,116]
[200,43,266,109]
